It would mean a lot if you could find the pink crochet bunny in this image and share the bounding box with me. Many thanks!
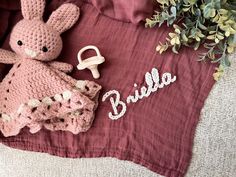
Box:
[0,0,101,137]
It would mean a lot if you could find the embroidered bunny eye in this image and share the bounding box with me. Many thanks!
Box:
[42,46,48,52]
[17,40,23,46]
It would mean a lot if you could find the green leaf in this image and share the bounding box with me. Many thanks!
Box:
[170,6,177,17]
[207,35,215,40]
[195,8,202,16]
[194,42,201,50]
[145,19,157,28]
[183,7,190,12]
[172,44,180,54]
[220,56,231,67]
[198,23,207,30]
[203,4,216,18]
[218,41,225,51]
[213,0,221,9]
[181,33,188,42]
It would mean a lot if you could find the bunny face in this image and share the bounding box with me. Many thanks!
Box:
[9,0,80,61]
[10,20,63,61]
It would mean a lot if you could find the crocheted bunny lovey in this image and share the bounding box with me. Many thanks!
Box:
[0,0,101,137]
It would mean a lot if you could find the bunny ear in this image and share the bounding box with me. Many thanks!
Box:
[47,3,80,34]
[21,0,45,20]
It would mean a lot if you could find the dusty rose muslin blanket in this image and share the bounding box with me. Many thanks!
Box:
[0,1,216,177]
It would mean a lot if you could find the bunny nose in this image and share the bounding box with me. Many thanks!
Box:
[25,48,38,58]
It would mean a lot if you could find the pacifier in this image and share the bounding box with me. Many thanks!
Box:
[77,45,105,79]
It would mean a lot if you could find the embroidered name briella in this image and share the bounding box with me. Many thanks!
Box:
[102,68,177,120]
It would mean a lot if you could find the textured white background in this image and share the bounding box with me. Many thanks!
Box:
[0,55,235,177]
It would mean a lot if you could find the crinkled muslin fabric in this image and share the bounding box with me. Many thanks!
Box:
[0,1,216,177]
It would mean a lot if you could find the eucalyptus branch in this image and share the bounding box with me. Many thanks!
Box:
[146,0,236,80]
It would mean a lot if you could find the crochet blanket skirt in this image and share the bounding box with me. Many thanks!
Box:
[0,58,101,137]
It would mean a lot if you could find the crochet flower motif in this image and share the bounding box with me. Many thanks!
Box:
[0,0,101,137]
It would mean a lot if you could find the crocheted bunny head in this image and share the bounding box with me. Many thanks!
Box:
[9,0,80,61]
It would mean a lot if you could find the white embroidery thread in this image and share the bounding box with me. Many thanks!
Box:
[102,90,127,120]
[102,68,177,120]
